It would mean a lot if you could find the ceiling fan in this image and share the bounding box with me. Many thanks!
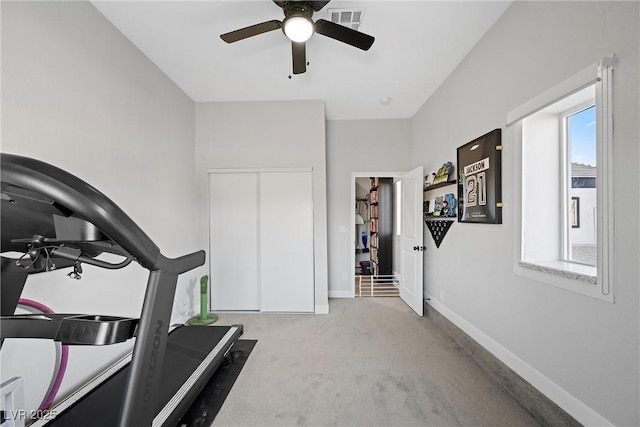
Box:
[220,1,375,75]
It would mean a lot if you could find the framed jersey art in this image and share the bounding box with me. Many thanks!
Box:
[457,129,503,224]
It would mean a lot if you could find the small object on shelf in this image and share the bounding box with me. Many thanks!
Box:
[424,193,457,218]
[442,193,457,217]
[434,195,444,214]
[361,231,368,250]
[424,172,436,188]
[433,162,455,185]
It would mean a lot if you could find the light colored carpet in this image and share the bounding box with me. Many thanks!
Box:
[211,297,540,427]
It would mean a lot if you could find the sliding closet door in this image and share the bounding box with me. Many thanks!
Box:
[259,171,314,312]
[209,173,259,311]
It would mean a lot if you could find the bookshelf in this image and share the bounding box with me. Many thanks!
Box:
[369,177,392,275]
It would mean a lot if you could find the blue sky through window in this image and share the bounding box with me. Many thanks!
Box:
[569,105,596,166]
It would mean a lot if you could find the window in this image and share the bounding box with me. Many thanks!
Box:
[509,58,614,301]
[563,104,596,266]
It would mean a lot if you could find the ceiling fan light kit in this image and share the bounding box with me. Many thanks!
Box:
[220,0,375,75]
[283,16,314,42]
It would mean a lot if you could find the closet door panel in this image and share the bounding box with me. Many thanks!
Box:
[209,173,259,310]
[259,171,314,312]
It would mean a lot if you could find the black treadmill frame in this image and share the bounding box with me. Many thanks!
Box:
[0,153,210,426]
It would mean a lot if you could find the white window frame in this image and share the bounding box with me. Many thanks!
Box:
[395,180,402,236]
[508,57,615,302]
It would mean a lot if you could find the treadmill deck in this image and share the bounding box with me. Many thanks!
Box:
[34,325,242,427]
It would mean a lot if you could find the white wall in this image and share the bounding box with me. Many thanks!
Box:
[522,113,562,261]
[410,2,639,425]
[194,101,329,313]
[326,119,410,297]
[1,1,198,411]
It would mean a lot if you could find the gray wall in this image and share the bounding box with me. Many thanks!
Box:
[326,119,411,296]
[194,101,329,312]
[0,1,198,410]
[410,2,639,425]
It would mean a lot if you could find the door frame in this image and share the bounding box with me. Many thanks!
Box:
[350,171,404,297]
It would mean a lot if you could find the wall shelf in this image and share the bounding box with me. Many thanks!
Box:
[424,179,457,192]
[424,214,456,221]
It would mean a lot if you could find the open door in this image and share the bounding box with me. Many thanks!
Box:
[400,166,424,315]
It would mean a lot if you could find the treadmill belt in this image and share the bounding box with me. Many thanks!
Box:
[46,326,234,427]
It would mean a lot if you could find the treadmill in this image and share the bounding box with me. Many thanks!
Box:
[0,153,243,426]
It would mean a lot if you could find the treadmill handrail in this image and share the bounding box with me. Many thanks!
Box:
[1,153,174,272]
[155,252,206,275]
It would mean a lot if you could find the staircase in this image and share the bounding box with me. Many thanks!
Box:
[355,275,400,297]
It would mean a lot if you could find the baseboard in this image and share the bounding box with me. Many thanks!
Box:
[314,304,329,314]
[328,290,353,298]
[424,297,612,427]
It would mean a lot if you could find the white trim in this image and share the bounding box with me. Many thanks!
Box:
[425,297,614,427]
[329,290,354,298]
[595,60,614,298]
[207,167,312,174]
[506,62,600,126]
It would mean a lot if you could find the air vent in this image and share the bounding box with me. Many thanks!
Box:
[327,8,364,31]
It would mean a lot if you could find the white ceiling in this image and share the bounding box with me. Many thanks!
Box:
[92,1,511,120]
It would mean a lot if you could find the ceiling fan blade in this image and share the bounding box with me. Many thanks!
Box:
[220,20,282,43]
[292,41,306,74]
[314,19,374,51]
[309,1,331,11]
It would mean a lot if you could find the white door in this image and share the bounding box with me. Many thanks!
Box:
[209,173,260,310]
[400,166,424,315]
[259,171,314,312]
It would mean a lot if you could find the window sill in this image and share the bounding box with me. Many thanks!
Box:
[519,261,596,284]
[515,260,611,302]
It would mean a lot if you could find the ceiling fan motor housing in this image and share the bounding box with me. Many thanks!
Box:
[280,1,314,19]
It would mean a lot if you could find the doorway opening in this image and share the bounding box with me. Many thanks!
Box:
[350,167,425,316]
[352,174,400,298]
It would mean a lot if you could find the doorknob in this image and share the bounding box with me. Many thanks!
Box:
[413,246,427,251]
